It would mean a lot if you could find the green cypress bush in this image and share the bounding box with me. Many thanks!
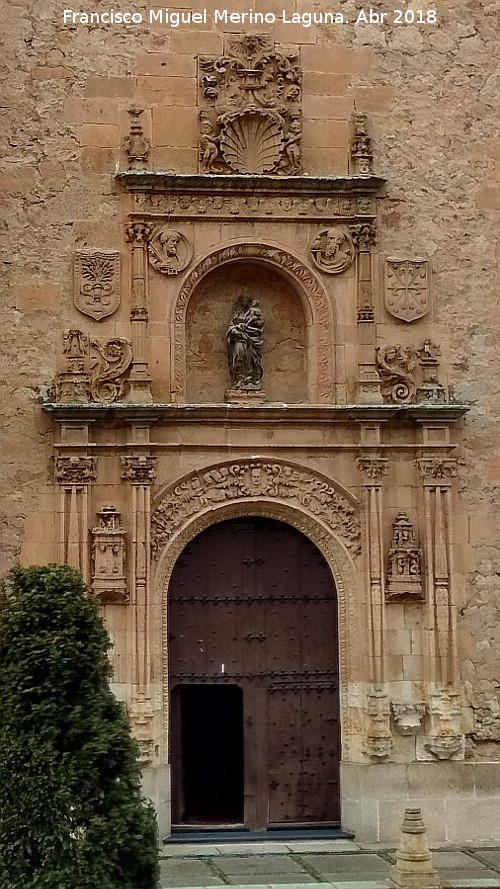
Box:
[0,565,159,889]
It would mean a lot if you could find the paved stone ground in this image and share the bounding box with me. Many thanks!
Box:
[160,840,500,889]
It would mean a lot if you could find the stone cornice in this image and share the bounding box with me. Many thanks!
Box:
[43,402,469,425]
[116,171,386,197]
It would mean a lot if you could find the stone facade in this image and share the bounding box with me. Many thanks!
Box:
[2,2,500,843]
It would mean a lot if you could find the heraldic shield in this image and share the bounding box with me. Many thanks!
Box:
[73,251,121,321]
[385,259,429,323]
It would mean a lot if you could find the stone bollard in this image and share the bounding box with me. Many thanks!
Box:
[388,808,441,889]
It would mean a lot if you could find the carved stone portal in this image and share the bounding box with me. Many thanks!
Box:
[386,512,423,601]
[198,34,302,175]
[385,259,429,323]
[73,251,120,321]
[91,506,128,604]
[310,226,355,275]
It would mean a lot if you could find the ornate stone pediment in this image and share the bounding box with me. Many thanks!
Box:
[198,34,302,175]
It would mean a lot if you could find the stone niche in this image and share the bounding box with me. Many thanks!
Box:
[186,260,307,403]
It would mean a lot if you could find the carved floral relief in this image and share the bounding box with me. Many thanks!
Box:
[73,251,120,321]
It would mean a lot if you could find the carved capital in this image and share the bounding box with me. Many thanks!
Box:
[357,455,389,483]
[126,222,152,246]
[349,222,377,250]
[417,457,458,485]
[54,455,97,485]
[121,455,157,485]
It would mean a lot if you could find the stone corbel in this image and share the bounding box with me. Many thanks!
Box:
[417,686,465,761]
[364,683,393,760]
[125,222,153,401]
[54,454,97,582]
[128,689,155,766]
[391,701,426,736]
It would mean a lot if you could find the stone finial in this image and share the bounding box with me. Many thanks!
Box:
[389,808,441,889]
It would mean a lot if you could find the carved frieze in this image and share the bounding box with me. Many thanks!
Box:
[391,702,426,735]
[131,192,374,220]
[198,34,302,175]
[310,226,355,274]
[54,455,97,485]
[91,506,128,604]
[386,512,423,601]
[73,251,120,321]
[147,228,192,276]
[121,455,158,485]
[376,345,417,404]
[152,460,361,559]
[124,106,150,170]
[385,259,429,323]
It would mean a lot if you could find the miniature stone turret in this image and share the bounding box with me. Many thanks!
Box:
[389,808,441,889]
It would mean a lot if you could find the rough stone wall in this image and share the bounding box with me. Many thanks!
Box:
[2,0,500,760]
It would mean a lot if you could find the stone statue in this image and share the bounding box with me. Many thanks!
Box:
[226,296,264,389]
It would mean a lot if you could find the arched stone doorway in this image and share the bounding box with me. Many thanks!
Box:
[168,515,341,830]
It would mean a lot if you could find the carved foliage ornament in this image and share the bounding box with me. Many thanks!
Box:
[310,226,355,275]
[55,331,133,404]
[73,251,120,321]
[147,228,192,276]
[54,455,97,485]
[385,259,429,323]
[151,460,361,559]
[121,455,158,485]
[198,34,302,175]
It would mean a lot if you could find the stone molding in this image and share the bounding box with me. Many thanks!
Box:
[170,241,335,403]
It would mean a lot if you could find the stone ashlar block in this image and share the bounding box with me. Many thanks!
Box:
[136,76,197,107]
[301,43,373,74]
[303,72,352,95]
[302,119,350,149]
[15,280,62,313]
[169,31,222,54]
[132,52,196,77]
[353,86,395,112]
[85,76,137,98]
[302,147,348,175]
[153,106,198,147]
[303,94,354,120]
[80,124,120,148]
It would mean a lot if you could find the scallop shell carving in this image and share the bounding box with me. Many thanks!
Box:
[220,111,284,174]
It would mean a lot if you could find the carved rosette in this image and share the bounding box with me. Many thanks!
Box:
[385,259,429,323]
[73,251,120,321]
[121,455,157,486]
[151,460,361,559]
[54,455,97,486]
[310,226,355,275]
[386,512,423,601]
[91,507,128,604]
[147,228,192,276]
[198,34,302,175]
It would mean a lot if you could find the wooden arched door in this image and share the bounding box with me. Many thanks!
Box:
[168,517,341,829]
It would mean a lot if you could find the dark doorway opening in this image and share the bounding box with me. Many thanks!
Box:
[175,685,244,824]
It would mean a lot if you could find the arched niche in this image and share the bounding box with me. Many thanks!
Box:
[170,241,335,403]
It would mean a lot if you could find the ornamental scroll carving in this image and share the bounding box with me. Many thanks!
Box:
[73,251,120,321]
[151,461,361,559]
[172,243,334,402]
[198,34,302,175]
[54,331,133,403]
